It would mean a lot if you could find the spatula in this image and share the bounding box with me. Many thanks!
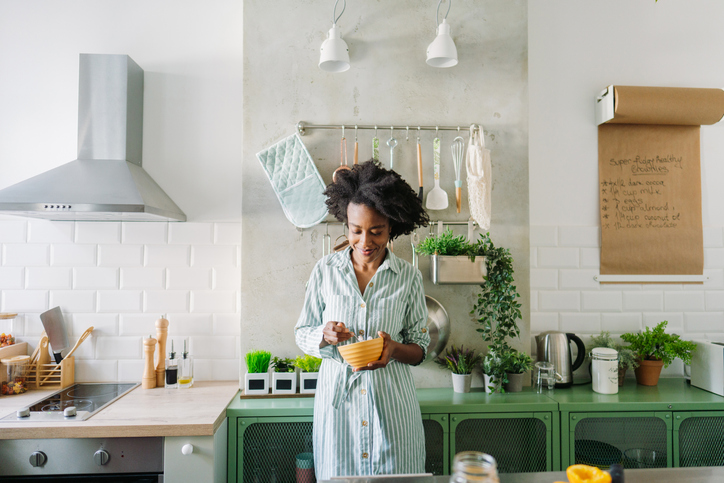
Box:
[426,135,449,210]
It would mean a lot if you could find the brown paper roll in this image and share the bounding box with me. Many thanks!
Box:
[609,86,724,125]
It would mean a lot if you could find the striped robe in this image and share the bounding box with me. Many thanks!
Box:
[295,247,430,480]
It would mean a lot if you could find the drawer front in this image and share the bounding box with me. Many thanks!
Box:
[450,413,552,474]
[569,412,671,469]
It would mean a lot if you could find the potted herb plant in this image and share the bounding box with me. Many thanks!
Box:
[588,331,639,386]
[271,357,296,395]
[244,349,272,395]
[434,345,483,393]
[621,321,697,386]
[502,350,533,393]
[294,354,322,394]
[471,233,523,394]
[416,229,487,284]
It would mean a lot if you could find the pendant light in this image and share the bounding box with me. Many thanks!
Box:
[319,0,350,73]
[426,0,458,68]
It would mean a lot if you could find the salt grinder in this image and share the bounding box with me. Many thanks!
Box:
[155,315,169,387]
[142,335,157,389]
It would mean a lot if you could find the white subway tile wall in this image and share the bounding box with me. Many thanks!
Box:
[0,220,241,382]
[531,225,724,377]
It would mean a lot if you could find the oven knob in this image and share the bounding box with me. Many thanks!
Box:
[94,449,110,466]
[63,406,77,418]
[29,451,47,467]
[17,407,30,418]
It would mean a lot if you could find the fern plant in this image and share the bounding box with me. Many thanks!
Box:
[415,228,486,261]
[621,321,697,367]
[245,350,272,373]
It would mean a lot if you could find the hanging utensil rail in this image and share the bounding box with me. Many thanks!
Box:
[297,121,479,136]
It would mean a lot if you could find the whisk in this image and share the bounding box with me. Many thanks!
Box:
[451,136,465,213]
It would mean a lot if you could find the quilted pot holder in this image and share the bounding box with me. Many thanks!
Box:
[256,133,328,228]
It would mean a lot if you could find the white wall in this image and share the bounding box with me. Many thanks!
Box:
[0,1,242,381]
[529,0,724,376]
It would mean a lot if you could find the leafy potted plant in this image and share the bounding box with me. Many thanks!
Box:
[244,349,272,395]
[471,233,523,394]
[434,345,483,393]
[588,331,639,386]
[502,350,533,393]
[294,354,322,394]
[621,321,697,386]
[416,229,487,284]
[271,357,296,395]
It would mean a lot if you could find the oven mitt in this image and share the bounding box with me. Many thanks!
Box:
[256,133,328,229]
[466,125,492,231]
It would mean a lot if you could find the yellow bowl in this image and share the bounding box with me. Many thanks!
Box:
[337,338,384,369]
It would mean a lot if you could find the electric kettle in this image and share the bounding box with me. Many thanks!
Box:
[535,331,586,388]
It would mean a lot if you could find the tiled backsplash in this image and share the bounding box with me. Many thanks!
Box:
[0,219,241,382]
[530,225,724,376]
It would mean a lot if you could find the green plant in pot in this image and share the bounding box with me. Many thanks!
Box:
[621,321,697,386]
[434,345,483,393]
[470,233,523,394]
[501,350,533,393]
[244,350,272,395]
[294,354,323,394]
[588,331,639,386]
[416,228,488,284]
[270,357,297,395]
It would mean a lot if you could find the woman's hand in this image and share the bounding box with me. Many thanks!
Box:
[322,321,354,345]
[354,331,395,372]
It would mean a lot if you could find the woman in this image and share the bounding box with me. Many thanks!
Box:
[295,160,431,480]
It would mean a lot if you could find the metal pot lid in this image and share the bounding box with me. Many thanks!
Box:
[425,295,450,362]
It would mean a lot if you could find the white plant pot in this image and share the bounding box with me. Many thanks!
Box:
[299,372,319,394]
[272,372,297,395]
[483,373,499,394]
[452,373,472,393]
[245,372,270,395]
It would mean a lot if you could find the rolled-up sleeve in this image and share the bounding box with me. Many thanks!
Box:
[401,270,430,365]
[294,261,336,359]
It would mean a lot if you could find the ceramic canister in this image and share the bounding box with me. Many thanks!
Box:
[591,347,619,394]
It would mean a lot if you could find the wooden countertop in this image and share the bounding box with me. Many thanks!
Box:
[0,381,239,440]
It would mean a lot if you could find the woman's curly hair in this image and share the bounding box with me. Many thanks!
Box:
[324,160,429,239]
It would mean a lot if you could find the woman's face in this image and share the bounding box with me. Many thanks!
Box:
[347,203,391,265]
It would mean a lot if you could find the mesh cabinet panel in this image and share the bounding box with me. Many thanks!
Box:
[242,421,314,483]
[455,418,547,473]
[573,417,667,469]
[679,417,724,467]
[423,419,445,475]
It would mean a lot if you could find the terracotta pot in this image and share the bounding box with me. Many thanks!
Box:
[634,359,664,386]
[618,367,626,387]
[504,372,524,393]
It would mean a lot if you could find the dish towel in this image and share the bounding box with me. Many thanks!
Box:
[466,125,492,231]
[256,133,328,228]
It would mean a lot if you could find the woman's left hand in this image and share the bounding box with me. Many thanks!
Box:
[354,331,395,372]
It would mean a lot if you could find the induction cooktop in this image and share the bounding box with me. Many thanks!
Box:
[0,383,139,422]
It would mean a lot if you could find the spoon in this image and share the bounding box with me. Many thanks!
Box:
[387,127,398,169]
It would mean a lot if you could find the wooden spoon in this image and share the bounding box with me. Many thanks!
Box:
[63,326,94,360]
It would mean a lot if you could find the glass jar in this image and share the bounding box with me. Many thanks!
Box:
[0,313,18,347]
[450,451,500,483]
[591,347,618,394]
[1,355,30,395]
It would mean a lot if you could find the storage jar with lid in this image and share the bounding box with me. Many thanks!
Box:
[450,451,500,483]
[591,347,618,394]
[2,355,30,395]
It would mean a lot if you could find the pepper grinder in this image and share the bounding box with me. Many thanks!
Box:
[142,335,157,389]
[155,315,169,387]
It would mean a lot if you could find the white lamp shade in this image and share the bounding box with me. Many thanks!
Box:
[426,19,458,68]
[319,24,350,72]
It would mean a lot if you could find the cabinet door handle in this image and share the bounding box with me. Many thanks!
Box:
[182,444,194,455]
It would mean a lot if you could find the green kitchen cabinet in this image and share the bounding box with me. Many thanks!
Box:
[422,414,450,476]
[450,412,554,473]
[673,411,724,467]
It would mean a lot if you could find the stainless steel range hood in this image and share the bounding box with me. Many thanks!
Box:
[0,54,186,221]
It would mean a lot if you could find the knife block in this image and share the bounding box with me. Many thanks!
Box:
[25,356,75,390]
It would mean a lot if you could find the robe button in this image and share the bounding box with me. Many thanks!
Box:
[362,452,369,459]
[359,329,365,336]
[369,282,373,287]
[360,389,367,395]
[362,420,368,427]
[421,328,427,333]
[360,303,366,308]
